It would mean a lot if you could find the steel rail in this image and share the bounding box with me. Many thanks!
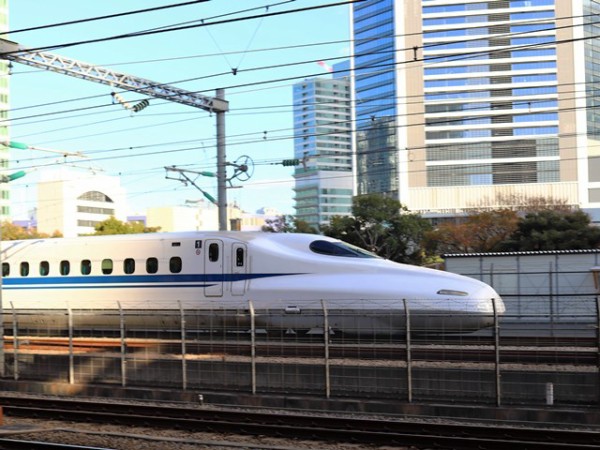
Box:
[1,396,599,449]
[0,437,113,449]
[6,336,599,365]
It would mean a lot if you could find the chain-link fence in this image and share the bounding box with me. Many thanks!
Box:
[0,295,598,408]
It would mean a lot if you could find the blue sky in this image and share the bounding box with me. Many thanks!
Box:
[6,1,350,218]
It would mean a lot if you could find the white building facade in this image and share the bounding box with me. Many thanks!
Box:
[37,171,127,237]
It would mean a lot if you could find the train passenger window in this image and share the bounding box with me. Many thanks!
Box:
[2,262,9,277]
[60,260,70,276]
[101,259,113,275]
[209,243,219,262]
[170,257,182,274]
[20,262,29,277]
[124,258,135,274]
[236,248,244,267]
[146,257,158,274]
[81,260,92,275]
[40,261,49,276]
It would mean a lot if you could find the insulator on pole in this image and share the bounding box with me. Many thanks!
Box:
[132,99,150,112]
[111,93,149,113]
[111,92,132,110]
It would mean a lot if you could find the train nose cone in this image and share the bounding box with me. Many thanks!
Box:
[471,284,505,315]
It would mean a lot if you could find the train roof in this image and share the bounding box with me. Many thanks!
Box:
[0,231,338,247]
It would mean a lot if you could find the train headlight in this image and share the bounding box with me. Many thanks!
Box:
[437,289,468,297]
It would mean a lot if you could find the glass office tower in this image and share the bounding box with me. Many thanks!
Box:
[352,0,399,199]
[351,0,599,219]
[293,63,353,230]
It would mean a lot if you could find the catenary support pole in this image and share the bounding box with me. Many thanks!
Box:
[216,88,227,231]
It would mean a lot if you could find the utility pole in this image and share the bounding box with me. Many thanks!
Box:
[0,38,230,230]
[216,88,227,232]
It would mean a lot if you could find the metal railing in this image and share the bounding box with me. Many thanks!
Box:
[0,296,598,410]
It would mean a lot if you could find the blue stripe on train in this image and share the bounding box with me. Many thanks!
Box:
[1,272,300,289]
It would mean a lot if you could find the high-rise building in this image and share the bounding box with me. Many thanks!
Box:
[0,0,9,220]
[292,62,353,230]
[351,0,600,220]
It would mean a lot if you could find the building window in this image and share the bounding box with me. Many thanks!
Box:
[77,206,115,215]
[78,191,114,202]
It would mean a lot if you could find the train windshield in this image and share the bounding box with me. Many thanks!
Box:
[309,240,379,258]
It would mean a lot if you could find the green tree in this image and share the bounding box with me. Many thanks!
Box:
[321,194,432,265]
[500,209,600,251]
[261,215,318,234]
[93,217,161,235]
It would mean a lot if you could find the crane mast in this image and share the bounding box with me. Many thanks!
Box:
[0,38,230,230]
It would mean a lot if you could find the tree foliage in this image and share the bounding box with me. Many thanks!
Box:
[93,217,161,235]
[321,194,432,265]
[500,209,600,251]
[261,215,318,234]
[0,221,61,240]
[424,209,519,254]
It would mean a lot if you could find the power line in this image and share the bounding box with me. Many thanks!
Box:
[1,1,363,55]
[3,11,592,119]
[3,1,211,35]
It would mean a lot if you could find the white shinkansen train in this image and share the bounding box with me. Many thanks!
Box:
[0,232,504,335]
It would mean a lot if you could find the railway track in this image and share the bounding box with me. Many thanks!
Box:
[6,336,600,365]
[0,395,599,449]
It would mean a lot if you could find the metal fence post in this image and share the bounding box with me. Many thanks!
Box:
[493,298,501,407]
[118,302,126,388]
[321,299,330,399]
[67,307,74,385]
[179,301,187,391]
[549,262,555,327]
[596,296,600,405]
[403,299,412,403]
[248,299,256,395]
[10,302,17,381]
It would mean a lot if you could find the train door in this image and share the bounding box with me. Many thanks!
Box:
[204,239,223,297]
[231,243,248,296]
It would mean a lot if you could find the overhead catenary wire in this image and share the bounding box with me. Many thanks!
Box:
[2,9,591,120]
[0,1,365,55]
[2,1,212,36]
[3,3,596,209]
